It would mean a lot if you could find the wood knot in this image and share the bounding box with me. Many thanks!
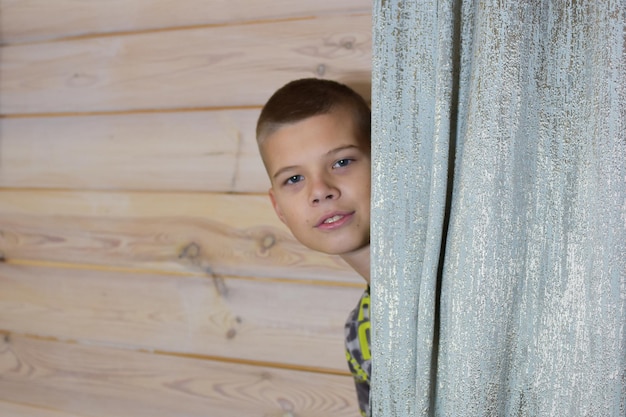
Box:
[68,72,97,87]
[226,328,237,339]
[257,233,276,257]
[213,277,228,297]
[261,234,276,250]
[179,242,200,260]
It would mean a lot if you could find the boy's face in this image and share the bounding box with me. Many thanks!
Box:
[261,107,371,256]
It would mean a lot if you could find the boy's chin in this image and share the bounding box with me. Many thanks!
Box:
[309,241,370,257]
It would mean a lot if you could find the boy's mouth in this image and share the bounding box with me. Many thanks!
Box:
[324,215,344,224]
[315,211,355,229]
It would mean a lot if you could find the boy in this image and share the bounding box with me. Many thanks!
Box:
[256,78,372,417]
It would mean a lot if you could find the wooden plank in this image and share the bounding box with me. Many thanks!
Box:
[0,14,372,114]
[0,401,87,417]
[0,334,360,417]
[0,109,269,193]
[0,263,365,371]
[0,190,360,282]
[0,0,371,44]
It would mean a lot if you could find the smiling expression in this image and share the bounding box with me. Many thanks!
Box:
[261,106,371,256]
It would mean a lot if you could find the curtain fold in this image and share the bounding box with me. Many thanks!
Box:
[371,1,626,416]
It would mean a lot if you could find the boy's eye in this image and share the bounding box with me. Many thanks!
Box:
[333,159,353,168]
[285,175,303,185]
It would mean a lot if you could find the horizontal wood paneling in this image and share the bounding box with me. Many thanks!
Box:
[0,1,372,415]
[0,0,370,44]
[0,190,360,282]
[0,401,87,417]
[0,109,268,193]
[0,14,371,114]
[0,264,364,371]
[0,334,360,417]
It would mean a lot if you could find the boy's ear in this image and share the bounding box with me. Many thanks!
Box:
[268,188,286,224]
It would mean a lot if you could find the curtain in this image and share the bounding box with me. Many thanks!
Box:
[370,1,626,416]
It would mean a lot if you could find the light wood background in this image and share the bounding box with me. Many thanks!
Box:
[0,1,371,416]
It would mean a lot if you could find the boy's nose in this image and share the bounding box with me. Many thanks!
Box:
[309,178,339,205]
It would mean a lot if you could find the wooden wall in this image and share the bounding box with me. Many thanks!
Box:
[0,1,371,416]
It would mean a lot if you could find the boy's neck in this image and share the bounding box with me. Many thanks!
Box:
[340,244,370,284]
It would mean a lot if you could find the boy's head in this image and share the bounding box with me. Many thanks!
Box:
[256,78,371,257]
[256,78,371,160]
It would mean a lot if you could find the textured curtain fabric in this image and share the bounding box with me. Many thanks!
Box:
[370,1,626,416]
